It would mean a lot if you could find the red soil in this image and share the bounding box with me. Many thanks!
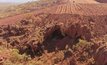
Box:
[0,3,107,25]
[0,0,107,25]
[0,14,25,25]
[0,0,107,65]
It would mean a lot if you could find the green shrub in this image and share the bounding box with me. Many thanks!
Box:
[9,49,30,63]
[73,39,89,48]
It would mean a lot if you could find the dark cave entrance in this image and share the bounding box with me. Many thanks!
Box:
[45,26,66,42]
[43,27,67,52]
[50,28,65,41]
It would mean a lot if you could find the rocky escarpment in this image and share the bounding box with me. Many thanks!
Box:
[0,13,107,65]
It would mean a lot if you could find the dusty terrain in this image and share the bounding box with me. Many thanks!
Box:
[0,0,58,19]
[0,0,107,65]
[0,3,19,19]
[0,3,17,9]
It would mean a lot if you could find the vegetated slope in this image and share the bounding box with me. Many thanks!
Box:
[0,13,107,65]
[0,0,100,19]
[0,0,59,19]
[0,3,107,25]
[0,3,19,19]
[0,0,107,65]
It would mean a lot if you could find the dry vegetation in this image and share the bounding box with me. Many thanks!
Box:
[0,14,107,65]
[0,32,95,65]
[0,0,58,19]
[0,0,107,65]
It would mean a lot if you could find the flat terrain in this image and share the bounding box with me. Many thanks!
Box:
[0,3,17,9]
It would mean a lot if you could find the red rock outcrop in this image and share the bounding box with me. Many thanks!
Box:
[0,13,107,56]
[0,0,107,65]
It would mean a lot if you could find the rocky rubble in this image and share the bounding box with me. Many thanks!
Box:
[0,13,107,65]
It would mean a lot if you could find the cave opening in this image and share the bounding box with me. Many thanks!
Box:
[43,27,67,52]
[50,28,65,41]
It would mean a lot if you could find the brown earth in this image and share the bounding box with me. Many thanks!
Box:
[1,1,107,25]
[0,0,107,65]
[0,0,59,19]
